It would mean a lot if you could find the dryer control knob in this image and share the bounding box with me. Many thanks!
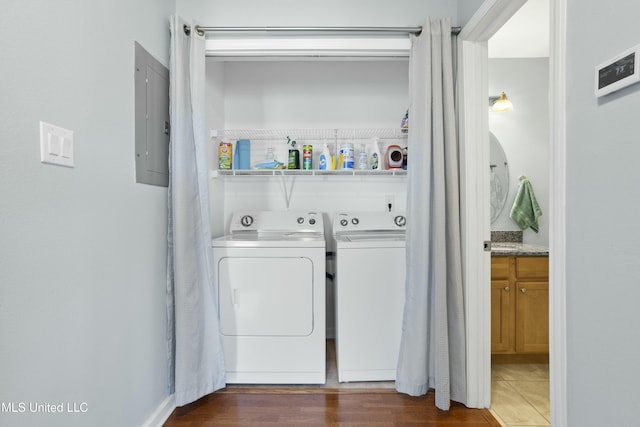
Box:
[340,219,348,227]
[297,217,305,224]
[241,215,254,227]
[309,218,316,225]
[394,215,407,227]
[351,218,359,225]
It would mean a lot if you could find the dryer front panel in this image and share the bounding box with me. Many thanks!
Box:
[218,256,314,337]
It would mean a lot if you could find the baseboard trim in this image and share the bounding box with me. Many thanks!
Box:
[141,394,175,427]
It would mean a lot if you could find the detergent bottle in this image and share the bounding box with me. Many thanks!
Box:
[319,143,332,170]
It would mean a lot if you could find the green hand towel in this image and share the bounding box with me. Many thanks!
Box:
[510,178,542,232]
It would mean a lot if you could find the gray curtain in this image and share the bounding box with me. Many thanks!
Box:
[167,16,226,406]
[395,17,467,410]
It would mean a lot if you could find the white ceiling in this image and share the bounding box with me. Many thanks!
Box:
[488,0,550,58]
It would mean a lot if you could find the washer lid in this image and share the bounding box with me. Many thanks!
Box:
[335,231,405,242]
[334,232,406,248]
[212,232,326,248]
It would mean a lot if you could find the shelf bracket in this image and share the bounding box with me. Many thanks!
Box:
[278,172,296,209]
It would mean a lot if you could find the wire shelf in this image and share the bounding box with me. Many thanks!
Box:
[210,128,408,141]
[212,169,407,178]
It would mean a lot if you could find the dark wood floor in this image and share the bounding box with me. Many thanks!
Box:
[164,388,501,426]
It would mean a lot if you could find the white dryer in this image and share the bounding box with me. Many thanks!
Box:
[212,211,326,384]
[333,211,406,382]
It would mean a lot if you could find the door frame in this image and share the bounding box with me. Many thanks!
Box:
[458,1,567,426]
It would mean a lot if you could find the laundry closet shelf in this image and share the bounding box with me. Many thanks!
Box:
[210,128,408,141]
[211,169,407,178]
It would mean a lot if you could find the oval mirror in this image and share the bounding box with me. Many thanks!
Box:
[490,132,509,224]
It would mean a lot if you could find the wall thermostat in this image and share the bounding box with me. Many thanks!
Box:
[595,44,640,98]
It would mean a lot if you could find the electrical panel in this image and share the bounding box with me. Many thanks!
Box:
[134,42,169,187]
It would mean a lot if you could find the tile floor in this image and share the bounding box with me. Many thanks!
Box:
[490,363,550,427]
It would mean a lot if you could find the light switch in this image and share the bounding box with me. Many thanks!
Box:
[61,136,72,159]
[48,133,62,156]
[40,121,74,167]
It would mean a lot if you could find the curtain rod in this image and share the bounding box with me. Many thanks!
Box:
[183,25,461,37]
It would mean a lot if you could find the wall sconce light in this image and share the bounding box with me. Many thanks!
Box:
[489,92,514,112]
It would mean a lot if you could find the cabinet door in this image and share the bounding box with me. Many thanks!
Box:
[491,257,510,279]
[516,257,549,279]
[516,281,549,353]
[491,279,515,353]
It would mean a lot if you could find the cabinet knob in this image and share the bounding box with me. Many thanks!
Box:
[503,286,510,292]
[521,288,527,293]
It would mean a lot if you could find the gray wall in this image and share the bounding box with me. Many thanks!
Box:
[177,0,458,27]
[566,1,640,426]
[0,1,174,426]
[489,58,549,246]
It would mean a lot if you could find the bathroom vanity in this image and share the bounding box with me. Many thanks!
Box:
[491,243,549,359]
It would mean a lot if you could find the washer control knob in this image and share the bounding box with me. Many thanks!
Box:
[240,215,254,227]
[297,217,305,224]
[394,215,407,227]
[309,218,316,225]
[340,219,348,227]
[351,218,359,225]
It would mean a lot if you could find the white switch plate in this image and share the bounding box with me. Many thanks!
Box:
[40,121,74,167]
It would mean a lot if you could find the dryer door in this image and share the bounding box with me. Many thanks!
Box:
[218,256,314,336]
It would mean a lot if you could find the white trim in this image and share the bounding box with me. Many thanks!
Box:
[459,0,527,41]
[549,0,568,425]
[141,394,175,427]
[457,37,491,409]
[205,37,411,58]
[457,0,528,409]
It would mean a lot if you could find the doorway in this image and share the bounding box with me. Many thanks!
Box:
[487,2,551,425]
[458,0,566,426]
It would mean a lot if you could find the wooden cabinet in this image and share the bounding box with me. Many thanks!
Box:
[491,258,514,353]
[491,256,548,355]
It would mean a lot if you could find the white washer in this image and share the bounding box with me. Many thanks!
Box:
[212,211,326,384]
[333,211,406,382]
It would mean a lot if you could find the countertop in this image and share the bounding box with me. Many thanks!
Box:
[490,242,549,257]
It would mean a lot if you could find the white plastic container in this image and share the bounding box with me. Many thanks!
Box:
[339,143,355,170]
[370,138,381,171]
